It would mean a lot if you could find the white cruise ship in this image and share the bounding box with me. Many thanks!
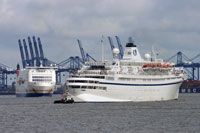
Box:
[16,65,57,97]
[66,38,186,102]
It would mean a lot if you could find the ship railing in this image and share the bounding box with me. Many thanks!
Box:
[118,71,171,76]
[86,61,113,66]
[80,71,108,75]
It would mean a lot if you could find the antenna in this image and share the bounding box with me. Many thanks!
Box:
[101,35,104,62]
[151,45,157,61]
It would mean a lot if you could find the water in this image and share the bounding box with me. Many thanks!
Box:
[0,94,200,133]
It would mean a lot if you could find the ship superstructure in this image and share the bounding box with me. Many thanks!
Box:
[66,38,186,102]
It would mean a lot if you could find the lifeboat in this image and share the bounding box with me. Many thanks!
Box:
[143,63,148,68]
[143,62,173,68]
[156,63,162,67]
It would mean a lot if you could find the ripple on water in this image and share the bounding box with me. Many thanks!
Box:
[0,94,200,133]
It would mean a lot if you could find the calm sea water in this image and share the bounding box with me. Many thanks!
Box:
[0,94,200,133]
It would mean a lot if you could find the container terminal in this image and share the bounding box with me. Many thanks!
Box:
[0,36,200,94]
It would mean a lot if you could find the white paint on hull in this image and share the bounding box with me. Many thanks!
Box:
[66,40,186,102]
[16,66,56,96]
[69,82,181,102]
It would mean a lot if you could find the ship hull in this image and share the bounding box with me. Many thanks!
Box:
[179,80,200,93]
[68,80,182,102]
[179,88,200,93]
[16,83,55,97]
[16,66,56,97]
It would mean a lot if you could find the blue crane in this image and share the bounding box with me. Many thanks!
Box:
[32,36,40,66]
[77,39,96,63]
[86,53,96,62]
[37,37,46,66]
[19,36,57,67]
[57,38,97,83]
[165,53,177,62]
[36,37,55,66]
[0,63,8,89]
[37,37,44,60]
[18,40,26,68]
[0,63,16,91]
[176,51,193,65]
[23,39,30,66]
[166,51,200,80]
[58,56,83,69]
[115,36,124,59]
[191,53,200,61]
[77,39,86,63]
[108,36,115,58]
[56,56,84,83]
[28,37,35,67]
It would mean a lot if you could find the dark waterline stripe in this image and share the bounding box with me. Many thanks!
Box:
[16,93,52,97]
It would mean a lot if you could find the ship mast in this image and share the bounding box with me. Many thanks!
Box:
[101,35,104,62]
[151,45,157,62]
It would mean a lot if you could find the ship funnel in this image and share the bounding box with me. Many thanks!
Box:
[126,37,136,47]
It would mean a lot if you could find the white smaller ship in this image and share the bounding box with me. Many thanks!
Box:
[16,64,57,97]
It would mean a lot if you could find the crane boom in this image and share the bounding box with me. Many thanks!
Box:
[32,36,40,66]
[18,39,26,68]
[108,36,115,50]
[77,39,86,62]
[23,39,30,66]
[28,37,35,66]
[37,37,44,60]
[115,36,123,59]
[86,53,96,62]
[108,36,115,58]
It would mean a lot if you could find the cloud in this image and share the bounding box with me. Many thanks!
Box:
[0,0,200,68]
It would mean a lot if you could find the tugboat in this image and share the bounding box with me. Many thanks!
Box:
[54,93,74,104]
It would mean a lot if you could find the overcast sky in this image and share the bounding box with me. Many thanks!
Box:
[1,0,200,68]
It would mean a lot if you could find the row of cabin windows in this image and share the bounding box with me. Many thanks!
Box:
[71,75,105,79]
[32,79,52,82]
[69,85,106,90]
[85,76,105,79]
[106,77,114,80]
[32,76,52,82]
[32,70,53,73]
[119,76,182,81]
[68,80,99,83]
[32,76,52,79]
